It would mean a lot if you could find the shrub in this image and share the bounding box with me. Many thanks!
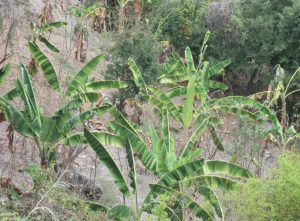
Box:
[223,152,300,221]
[105,28,161,104]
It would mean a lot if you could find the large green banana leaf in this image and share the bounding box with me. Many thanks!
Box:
[109,108,140,135]
[182,74,196,129]
[148,123,168,174]
[0,64,10,85]
[19,63,41,127]
[199,61,209,103]
[13,79,40,127]
[28,42,60,92]
[183,175,238,190]
[109,204,133,221]
[128,57,148,96]
[126,140,137,194]
[3,88,18,101]
[0,97,35,138]
[180,117,220,158]
[38,36,60,53]
[210,126,224,151]
[159,52,185,79]
[84,128,130,196]
[208,58,231,78]
[203,160,253,178]
[198,30,210,66]
[199,186,223,220]
[55,99,83,117]
[157,160,252,187]
[185,47,196,75]
[71,92,101,103]
[148,87,182,122]
[66,54,104,95]
[79,80,128,92]
[38,21,67,35]
[165,81,228,99]
[195,96,282,135]
[61,131,124,148]
[157,160,205,187]
[63,105,112,133]
[109,121,157,173]
[159,74,189,84]
[162,110,177,171]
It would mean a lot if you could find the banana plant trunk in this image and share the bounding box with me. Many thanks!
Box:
[118,5,125,33]
[134,0,142,24]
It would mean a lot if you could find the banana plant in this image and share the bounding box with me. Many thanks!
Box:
[250,65,300,149]
[68,1,101,62]
[29,20,67,53]
[27,20,67,78]
[82,110,252,220]
[0,52,127,167]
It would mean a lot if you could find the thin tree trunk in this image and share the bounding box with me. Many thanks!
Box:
[134,0,142,24]
[247,71,257,94]
[118,5,125,33]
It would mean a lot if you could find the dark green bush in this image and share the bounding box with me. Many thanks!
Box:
[148,0,300,94]
[105,28,161,103]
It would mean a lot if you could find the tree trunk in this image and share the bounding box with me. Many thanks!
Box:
[247,71,257,94]
[134,0,142,24]
[118,5,125,33]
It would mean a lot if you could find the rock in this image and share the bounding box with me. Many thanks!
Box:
[0,194,9,206]
[10,171,34,195]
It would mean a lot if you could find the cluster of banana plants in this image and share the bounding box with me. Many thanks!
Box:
[0,45,127,167]
[128,31,283,156]
[77,108,253,220]
[61,31,287,220]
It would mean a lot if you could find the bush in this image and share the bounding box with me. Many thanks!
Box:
[105,28,161,104]
[223,152,300,221]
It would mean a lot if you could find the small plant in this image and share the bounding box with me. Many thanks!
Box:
[147,194,171,221]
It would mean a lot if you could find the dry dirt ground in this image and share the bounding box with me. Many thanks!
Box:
[0,0,283,219]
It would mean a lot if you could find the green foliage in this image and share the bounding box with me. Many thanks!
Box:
[105,28,161,102]
[149,0,300,94]
[147,194,172,221]
[223,152,300,221]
